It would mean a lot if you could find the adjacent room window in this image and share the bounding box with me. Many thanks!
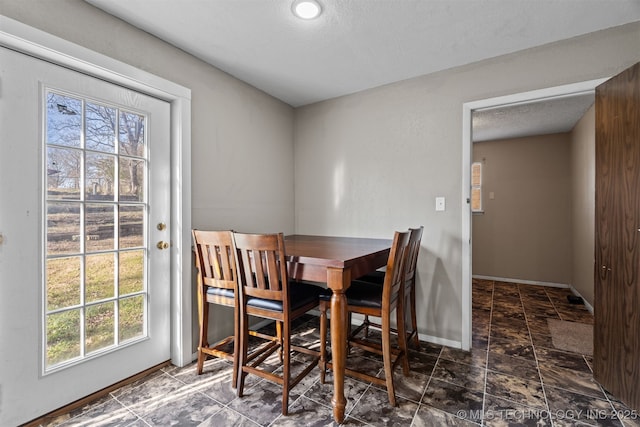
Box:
[471,161,483,213]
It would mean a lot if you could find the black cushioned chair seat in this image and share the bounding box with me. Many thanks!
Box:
[319,280,383,309]
[206,287,235,299]
[247,282,329,312]
[357,270,385,285]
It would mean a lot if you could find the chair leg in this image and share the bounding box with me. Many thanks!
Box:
[281,320,291,415]
[397,295,410,376]
[236,310,249,396]
[347,312,353,352]
[319,301,327,384]
[409,285,420,349]
[231,304,239,389]
[276,321,284,362]
[196,350,206,375]
[381,315,397,407]
[197,299,209,375]
[363,314,371,338]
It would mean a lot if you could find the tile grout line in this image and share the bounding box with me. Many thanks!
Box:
[521,284,556,426]
[531,287,622,425]
[163,363,267,426]
[482,283,556,423]
[479,279,496,427]
[344,380,374,423]
[109,393,153,426]
[544,287,565,321]
[411,346,441,426]
[167,366,250,426]
[54,395,141,427]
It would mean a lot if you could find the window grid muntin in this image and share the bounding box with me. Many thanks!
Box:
[44,88,149,372]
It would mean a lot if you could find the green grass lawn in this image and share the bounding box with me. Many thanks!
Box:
[46,250,146,367]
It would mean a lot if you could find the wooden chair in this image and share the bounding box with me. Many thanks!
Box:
[193,229,281,385]
[318,230,411,406]
[192,230,239,381]
[356,226,423,349]
[233,232,327,415]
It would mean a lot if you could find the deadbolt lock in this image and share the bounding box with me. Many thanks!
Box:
[157,241,169,250]
[157,222,167,231]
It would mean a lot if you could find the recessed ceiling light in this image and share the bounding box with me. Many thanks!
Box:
[292,0,322,20]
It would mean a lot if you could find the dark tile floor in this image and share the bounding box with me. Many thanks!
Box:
[42,280,640,426]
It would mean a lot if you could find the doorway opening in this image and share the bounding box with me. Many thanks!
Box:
[461,78,607,350]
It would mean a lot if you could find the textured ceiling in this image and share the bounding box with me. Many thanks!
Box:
[472,93,595,142]
[85,0,638,138]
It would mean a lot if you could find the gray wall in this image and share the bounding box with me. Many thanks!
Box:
[294,23,640,343]
[571,105,596,306]
[472,133,573,285]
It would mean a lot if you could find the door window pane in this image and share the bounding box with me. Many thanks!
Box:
[119,111,145,157]
[46,257,81,311]
[119,249,144,295]
[47,203,81,255]
[85,302,115,354]
[119,205,144,248]
[85,204,115,252]
[120,158,145,202]
[47,146,82,200]
[46,309,81,366]
[86,253,115,302]
[86,152,115,201]
[46,93,81,147]
[85,102,116,152]
[119,295,145,342]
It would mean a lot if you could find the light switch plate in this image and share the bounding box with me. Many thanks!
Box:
[435,196,445,211]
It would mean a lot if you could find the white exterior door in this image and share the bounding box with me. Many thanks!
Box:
[0,47,171,426]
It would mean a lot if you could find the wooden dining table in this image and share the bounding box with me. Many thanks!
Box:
[284,234,392,423]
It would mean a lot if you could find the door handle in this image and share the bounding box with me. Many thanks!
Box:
[157,241,169,250]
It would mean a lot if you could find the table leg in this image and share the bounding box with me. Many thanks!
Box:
[327,267,350,424]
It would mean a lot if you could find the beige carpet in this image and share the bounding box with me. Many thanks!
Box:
[547,319,593,356]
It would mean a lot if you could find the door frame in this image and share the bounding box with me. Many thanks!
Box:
[461,78,607,350]
[0,16,193,367]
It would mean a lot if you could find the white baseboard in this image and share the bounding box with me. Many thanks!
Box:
[473,275,570,289]
[417,333,461,349]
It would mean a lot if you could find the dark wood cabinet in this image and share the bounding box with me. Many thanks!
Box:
[594,61,640,410]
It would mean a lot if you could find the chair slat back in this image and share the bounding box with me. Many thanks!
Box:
[192,230,236,290]
[382,230,411,311]
[233,232,287,301]
[404,226,424,291]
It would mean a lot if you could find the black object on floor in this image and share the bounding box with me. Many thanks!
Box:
[567,295,584,305]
